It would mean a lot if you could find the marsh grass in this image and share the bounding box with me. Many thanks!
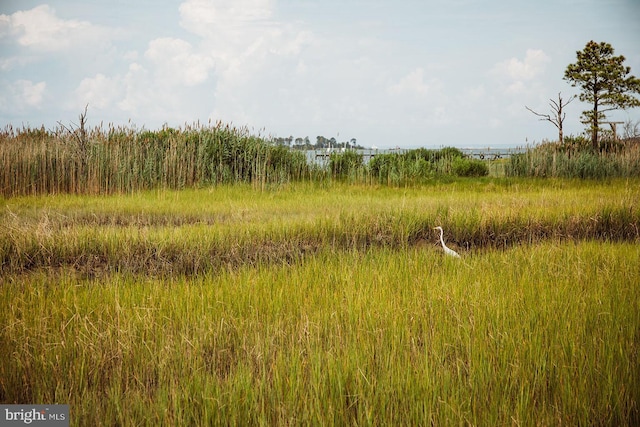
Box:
[2,180,638,276]
[1,242,639,425]
[5,120,640,199]
[1,180,639,425]
[506,140,640,179]
[1,121,521,197]
[0,123,315,196]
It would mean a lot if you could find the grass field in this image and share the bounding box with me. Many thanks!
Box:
[1,178,639,425]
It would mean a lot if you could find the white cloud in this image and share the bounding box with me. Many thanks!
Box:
[493,49,550,82]
[179,0,274,75]
[179,0,273,38]
[388,68,439,96]
[73,74,121,110]
[19,80,46,107]
[117,63,152,115]
[0,80,46,113]
[0,12,10,38]
[466,85,486,101]
[490,48,552,110]
[144,37,214,87]
[167,0,316,128]
[505,80,526,95]
[489,118,503,129]
[178,0,310,79]
[0,5,115,52]
[380,67,457,130]
[0,55,35,72]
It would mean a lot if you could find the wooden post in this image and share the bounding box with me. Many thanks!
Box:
[605,121,624,141]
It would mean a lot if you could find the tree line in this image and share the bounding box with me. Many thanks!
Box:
[271,135,365,151]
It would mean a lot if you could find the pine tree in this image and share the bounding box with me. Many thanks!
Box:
[564,41,640,150]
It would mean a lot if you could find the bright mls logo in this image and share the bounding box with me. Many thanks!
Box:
[0,405,68,426]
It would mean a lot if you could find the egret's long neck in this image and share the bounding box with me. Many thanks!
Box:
[439,229,445,245]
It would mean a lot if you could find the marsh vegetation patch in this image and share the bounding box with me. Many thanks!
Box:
[2,181,638,277]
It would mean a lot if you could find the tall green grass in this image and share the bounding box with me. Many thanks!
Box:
[2,180,638,277]
[2,180,638,424]
[2,121,502,197]
[1,242,638,425]
[5,119,640,198]
[0,122,315,196]
[506,138,640,178]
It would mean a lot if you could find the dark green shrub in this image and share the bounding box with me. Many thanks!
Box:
[403,148,439,162]
[368,147,472,183]
[452,158,489,177]
[438,147,464,160]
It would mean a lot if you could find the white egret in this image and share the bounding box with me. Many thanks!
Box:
[433,226,460,258]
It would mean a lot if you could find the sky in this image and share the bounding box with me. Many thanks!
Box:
[1,0,639,148]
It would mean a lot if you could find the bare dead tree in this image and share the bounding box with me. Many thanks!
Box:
[526,93,576,145]
[57,104,90,168]
[622,118,640,139]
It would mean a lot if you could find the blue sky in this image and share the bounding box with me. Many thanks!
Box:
[1,0,639,148]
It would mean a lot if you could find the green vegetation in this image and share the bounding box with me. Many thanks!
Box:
[1,180,639,425]
[506,136,640,178]
[451,157,489,177]
[367,147,471,184]
[0,122,507,196]
[0,122,316,196]
[5,116,640,197]
[522,40,640,173]
[2,243,639,425]
[328,149,364,181]
[3,180,638,277]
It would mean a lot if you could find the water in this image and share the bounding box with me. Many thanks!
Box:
[304,147,526,166]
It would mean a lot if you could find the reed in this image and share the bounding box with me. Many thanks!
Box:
[506,138,640,178]
[1,121,505,197]
[0,122,315,196]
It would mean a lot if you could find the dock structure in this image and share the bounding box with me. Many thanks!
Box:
[314,151,392,161]
[308,147,525,165]
[460,147,525,160]
[311,148,407,163]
